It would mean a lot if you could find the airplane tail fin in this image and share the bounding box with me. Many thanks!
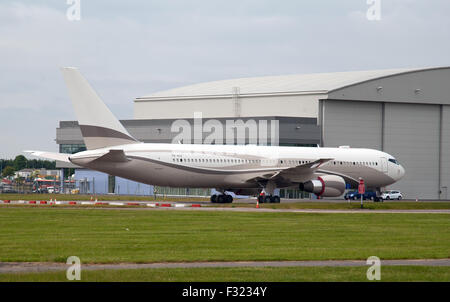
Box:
[60,67,139,150]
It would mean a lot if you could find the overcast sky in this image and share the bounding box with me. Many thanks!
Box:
[0,0,449,158]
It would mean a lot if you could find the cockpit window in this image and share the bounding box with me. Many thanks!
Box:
[388,158,399,165]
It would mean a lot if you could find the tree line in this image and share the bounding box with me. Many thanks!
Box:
[1,155,56,177]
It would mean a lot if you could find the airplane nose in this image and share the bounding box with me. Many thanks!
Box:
[398,165,405,180]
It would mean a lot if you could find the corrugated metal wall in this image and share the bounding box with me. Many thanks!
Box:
[322,100,382,149]
[322,100,442,199]
[383,103,440,199]
[440,105,450,200]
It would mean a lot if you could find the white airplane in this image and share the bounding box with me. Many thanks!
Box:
[27,68,405,203]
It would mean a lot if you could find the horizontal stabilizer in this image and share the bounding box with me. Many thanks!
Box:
[24,151,71,163]
[91,149,130,163]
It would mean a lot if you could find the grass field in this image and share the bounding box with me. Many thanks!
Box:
[1,266,449,282]
[0,207,448,264]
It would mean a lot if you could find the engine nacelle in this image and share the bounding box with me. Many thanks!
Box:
[300,175,346,197]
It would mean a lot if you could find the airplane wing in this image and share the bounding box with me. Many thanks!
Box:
[24,150,71,163]
[246,158,335,185]
[278,158,334,175]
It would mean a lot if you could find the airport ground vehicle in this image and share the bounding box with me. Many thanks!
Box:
[380,190,403,200]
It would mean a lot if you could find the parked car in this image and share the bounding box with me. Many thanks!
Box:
[32,187,48,194]
[344,190,377,201]
[344,191,357,200]
[380,190,403,200]
[47,186,59,194]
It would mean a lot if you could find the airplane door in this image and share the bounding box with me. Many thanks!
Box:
[441,186,448,200]
[380,157,388,173]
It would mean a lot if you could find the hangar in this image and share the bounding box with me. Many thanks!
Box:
[57,67,450,199]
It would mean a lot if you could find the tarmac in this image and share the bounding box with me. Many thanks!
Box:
[1,198,449,214]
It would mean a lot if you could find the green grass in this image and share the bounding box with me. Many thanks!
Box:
[0,208,448,263]
[0,193,208,202]
[0,266,449,282]
[217,201,450,210]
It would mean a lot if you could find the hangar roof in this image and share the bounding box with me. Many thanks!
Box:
[136,67,447,100]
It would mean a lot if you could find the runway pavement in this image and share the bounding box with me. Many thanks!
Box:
[2,199,449,214]
[1,259,449,273]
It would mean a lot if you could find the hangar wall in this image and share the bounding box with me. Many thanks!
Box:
[383,103,440,199]
[440,105,450,200]
[320,100,382,150]
[321,99,445,199]
[328,68,450,104]
[134,94,319,119]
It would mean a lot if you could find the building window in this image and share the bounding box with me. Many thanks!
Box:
[59,144,87,154]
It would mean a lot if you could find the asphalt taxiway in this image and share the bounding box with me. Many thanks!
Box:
[1,259,449,273]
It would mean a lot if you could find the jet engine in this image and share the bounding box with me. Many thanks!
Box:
[299,175,346,197]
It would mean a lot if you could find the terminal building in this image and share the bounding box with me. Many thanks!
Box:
[57,67,450,199]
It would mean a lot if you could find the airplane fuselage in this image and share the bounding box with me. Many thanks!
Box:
[69,143,405,191]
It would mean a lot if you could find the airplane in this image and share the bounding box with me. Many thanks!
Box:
[27,68,405,203]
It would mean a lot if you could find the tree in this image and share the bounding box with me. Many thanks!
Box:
[2,166,15,178]
[13,155,27,171]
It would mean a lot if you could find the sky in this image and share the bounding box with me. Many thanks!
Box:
[0,0,449,158]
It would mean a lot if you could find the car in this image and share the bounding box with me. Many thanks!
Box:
[380,190,403,200]
[344,191,358,200]
[33,187,49,194]
[362,191,377,201]
[344,191,377,201]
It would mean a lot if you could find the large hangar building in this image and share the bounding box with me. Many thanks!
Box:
[57,67,450,199]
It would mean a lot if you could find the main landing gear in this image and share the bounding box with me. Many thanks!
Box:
[257,180,280,203]
[210,194,233,203]
[257,194,280,203]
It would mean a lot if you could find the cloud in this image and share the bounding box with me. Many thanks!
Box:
[0,0,449,158]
